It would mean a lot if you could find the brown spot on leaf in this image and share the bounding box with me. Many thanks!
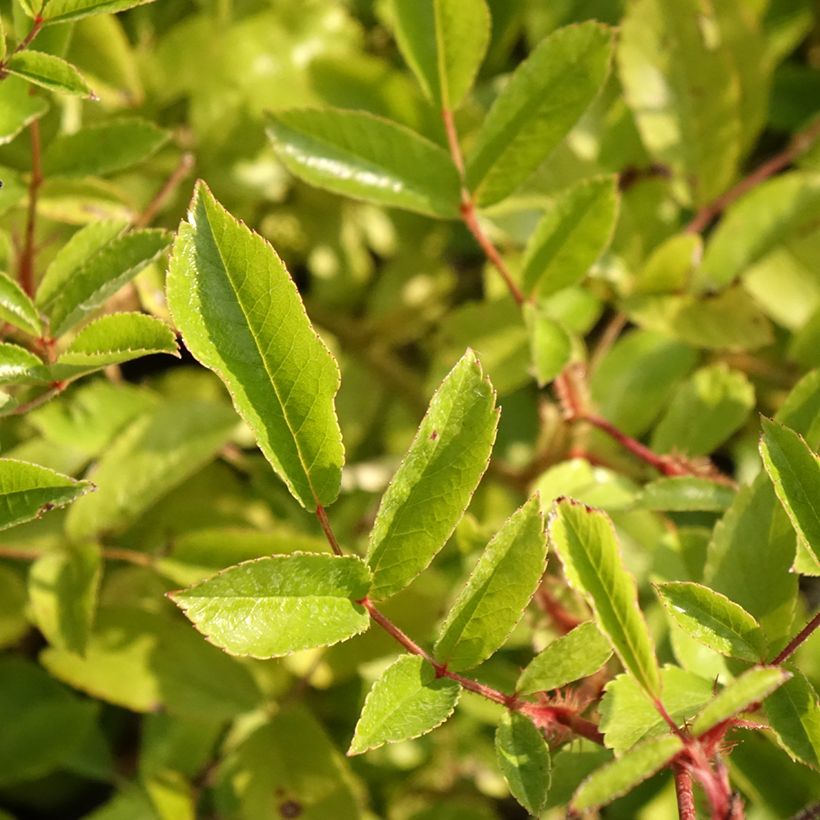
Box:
[279,800,302,818]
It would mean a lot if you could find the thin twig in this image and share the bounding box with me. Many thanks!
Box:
[9,381,65,415]
[0,8,46,77]
[315,505,343,556]
[132,152,195,228]
[19,118,43,297]
[686,119,820,234]
[770,611,820,666]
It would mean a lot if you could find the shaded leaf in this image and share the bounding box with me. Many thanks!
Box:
[5,50,92,97]
[29,542,101,655]
[638,477,735,512]
[267,108,461,218]
[391,0,490,109]
[495,711,551,815]
[521,176,619,297]
[523,303,572,387]
[170,553,372,658]
[692,667,790,736]
[550,499,660,697]
[42,118,169,177]
[66,399,237,541]
[37,228,171,336]
[466,22,613,206]
[0,271,41,336]
[765,671,820,770]
[0,566,27,649]
[0,458,92,531]
[348,655,460,755]
[167,181,344,511]
[0,78,48,145]
[517,622,612,696]
[651,364,755,456]
[571,735,683,811]
[617,0,741,205]
[434,495,547,671]
[655,582,766,662]
[366,350,497,601]
[760,417,820,565]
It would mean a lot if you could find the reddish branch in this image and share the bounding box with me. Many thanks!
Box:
[19,119,43,297]
[770,611,820,666]
[133,152,195,228]
[674,764,697,820]
[686,119,820,234]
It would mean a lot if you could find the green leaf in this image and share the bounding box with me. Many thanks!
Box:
[170,553,372,658]
[760,417,820,565]
[42,0,157,23]
[167,182,344,511]
[366,350,498,601]
[571,735,683,811]
[266,108,461,218]
[549,499,660,697]
[521,176,619,297]
[0,657,98,786]
[534,458,639,512]
[630,233,702,295]
[36,228,171,336]
[617,0,741,206]
[623,287,774,352]
[0,342,48,385]
[638,477,735,513]
[42,118,169,177]
[765,671,820,770]
[495,711,551,815]
[523,303,572,387]
[5,51,93,97]
[517,622,612,696]
[391,0,490,109]
[41,606,261,718]
[65,399,237,541]
[0,566,27,649]
[655,582,766,663]
[705,475,798,644]
[466,22,613,206]
[698,172,820,290]
[651,364,755,457]
[0,458,92,530]
[0,272,40,336]
[215,704,362,819]
[589,329,697,437]
[692,667,791,736]
[0,78,48,145]
[600,667,712,755]
[348,655,461,755]
[51,313,178,382]
[29,542,101,655]
[434,495,547,671]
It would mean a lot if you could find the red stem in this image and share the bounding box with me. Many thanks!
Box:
[19,118,43,297]
[315,505,343,556]
[674,764,697,820]
[686,119,820,234]
[133,152,195,228]
[770,611,820,666]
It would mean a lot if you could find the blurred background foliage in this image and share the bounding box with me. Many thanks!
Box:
[0,0,818,818]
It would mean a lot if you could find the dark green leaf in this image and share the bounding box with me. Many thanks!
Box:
[495,712,551,815]
[765,671,820,770]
